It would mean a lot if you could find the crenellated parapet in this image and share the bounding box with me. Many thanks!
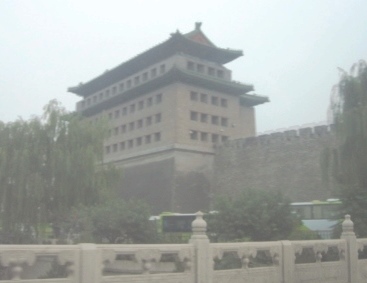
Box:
[216,124,335,150]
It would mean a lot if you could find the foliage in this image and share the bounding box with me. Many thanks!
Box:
[0,100,118,243]
[208,189,295,242]
[328,60,367,236]
[66,198,158,244]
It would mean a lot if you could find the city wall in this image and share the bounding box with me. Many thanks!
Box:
[213,125,337,202]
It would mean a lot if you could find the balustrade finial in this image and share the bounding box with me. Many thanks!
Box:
[191,211,207,236]
[342,214,354,235]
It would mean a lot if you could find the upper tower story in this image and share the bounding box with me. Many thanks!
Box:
[67,23,269,162]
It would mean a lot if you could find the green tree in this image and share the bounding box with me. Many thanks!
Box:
[209,189,295,242]
[328,60,367,236]
[66,199,158,244]
[0,100,118,243]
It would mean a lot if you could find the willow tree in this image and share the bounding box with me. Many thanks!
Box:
[330,60,367,236]
[0,100,118,243]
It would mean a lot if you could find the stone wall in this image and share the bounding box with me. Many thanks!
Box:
[213,125,337,202]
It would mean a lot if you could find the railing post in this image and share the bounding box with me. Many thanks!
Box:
[189,211,212,283]
[79,243,101,283]
[340,215,358,283]
[280,240,295,283]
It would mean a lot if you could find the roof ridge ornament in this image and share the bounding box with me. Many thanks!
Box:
[195,22,202,30]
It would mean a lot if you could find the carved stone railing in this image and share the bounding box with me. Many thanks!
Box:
[0,214,366,283]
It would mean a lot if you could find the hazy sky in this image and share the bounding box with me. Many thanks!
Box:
[1,0,366,132]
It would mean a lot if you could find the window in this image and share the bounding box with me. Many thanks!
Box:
[190,130,198,140]
[142,72,148,81]
[155,113,162,123]
[122,107,127,116]
[129,122,135,131]
[151,68,157,78]
[160,64,166,74]
[217,70,224,78]
[119,83,124,92]
[156,93,162,104]
[130,104,135,113]
[106,89,110,97]
[212,134,219,143]
[197,64,204,73]
[211,115,219,125]
[134,76,140,85]
[127,80,132,89]
[99,93,104,100]
[145,135,151,144]
[93,96,97,103]
[138,100,144,110]
[190,111,198,121]
[190,91,198,101]
[137,119,143,128]
[136,137,142,146]
[222,136,228,142]
[121,124,126,133]
[200,93,208,103]
[114,110,120,118]
[146,116,152,126]
[112,86,116,95]
[187,61,194,70]
[211,96,218,106]
[200,113,208,123]
[108,112,113,120]
[221,117,228,127]
[120,142,125,151]
[108,129,112,137]
[113,144,118,152]
[221,98,228,108]
[201,132,208,142]
[147,97,153,107]
[105,145,110,154]
[208,67,215,76]
[128,139,134,148]
[114,127,119,136]
[154,132,161,142]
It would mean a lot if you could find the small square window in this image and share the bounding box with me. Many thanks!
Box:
[190,111,198,121]
[113,143,118,152]
[137,119,143,128]
[130,104,135,113]
[134,76,140,85]
[145,135,151,144]
[129,122,135,131]
[156,93,162,104]
[154,132,161,142]
[146,116,152,126]
[201,132,208,142]
[128,139,134,148]
[138,100,144,110]
[142,72,148,81]
[122,107,127,115]
[120,142,125,151]
[114,127,119,136]
[136,137,142,146]
[190,130,198,140]
[160,64,166,74]
[155,113,162,123]
[211,96,218,106]
[99,93,104,101]
[221,117,228,127]
[127,80,132,89]
[212,134,219,143]
[187,61,194,70]
[211,116,219,125]
[119,83,124,92]
[108,112,113,120]
[200,113,208,123]
[190,91,198,101]
[221,98,228,108]
[147,97,153,107]
[151,68,157,78]
[200,93,208,103]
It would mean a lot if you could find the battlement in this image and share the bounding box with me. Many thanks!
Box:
[216,124,335,149]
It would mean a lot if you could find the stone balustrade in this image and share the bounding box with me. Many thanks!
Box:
[0,213,366,282]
